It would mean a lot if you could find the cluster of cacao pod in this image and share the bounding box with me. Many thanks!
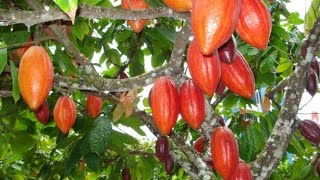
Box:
[155,136,174,174]
[211,126,253,179]
[306,58,319,97]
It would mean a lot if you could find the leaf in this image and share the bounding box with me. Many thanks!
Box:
[80,0,102,6]
[113,103,125,122]
[129,49,145,77]
[84,153,101,172]
[305,0,320,32]
[276,61,293,73]
[260,50,277,74]
[9,61,20,103]
[262,96,271,113]
[2,31,30,45]
[54,0,78,24]
[0,44,7,75]
[118,116,146,136]
[87,116,112,153]
[72,20,90,40]
[111,130,139,145]
[122,89,138,118]
[9,132,36,155]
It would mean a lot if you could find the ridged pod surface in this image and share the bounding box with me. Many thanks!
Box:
[179,80,205,129]
[34,101,49,125]
[165,154,174,174]
[236,0,272,49]
[121,0,149,33]
[122,167,131,180]
[191,0,242,55]
[211,127,239,179]
[187,41,221,96]
[86,95,102,119]
[155,136,170,162]
[150,76,179,135]
[229,160,253,180]
[18,46,54,110]
[220,51,255,99]
[311,58,320,77]
[218,35,237,64]
[299,120,320,145]
[162,0,192,12]
[306,69,318,97]
[53,96,76,134]
[193,136,206,154]
[215,80,226,97]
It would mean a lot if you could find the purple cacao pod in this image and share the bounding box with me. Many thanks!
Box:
[155,136,170,163]
[299,120,320,145]
[306,69,318,97]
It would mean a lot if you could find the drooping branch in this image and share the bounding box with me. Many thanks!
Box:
[0,4,190,27]
[252,18,320,180]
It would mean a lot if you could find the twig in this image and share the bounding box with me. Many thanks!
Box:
[212,90,231,109]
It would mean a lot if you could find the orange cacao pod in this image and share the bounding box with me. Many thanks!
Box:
[191,0,242,55]
[86,95,102,119]
[34,101,49,125]
[150,76,179,135]
[162,0,192,12]
[179,80,205,129]
[187,41,221,96]
[299,120,320,145]
[220,51,255,98]
[18,46,54,110]
[236,0,272,49]
[121,0,149,33]
[53,96,76,134]
[211,127,239,179]
[193,136,206,154]
[230,160,253,180]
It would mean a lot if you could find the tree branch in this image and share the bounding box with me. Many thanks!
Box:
[0,5,190,27]
[252,17,320,180]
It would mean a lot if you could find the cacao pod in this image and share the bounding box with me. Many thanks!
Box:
[179,80,205,129]
[236,0,272,50]
[299,120,320,145]
[34,101,49,125]
[86,95,103,119]
[187,41,221,96]
[155,135,170,163]
[217,115,225,126]
[165,154,174,174]
[229,160,253,180]
[191,0,242,55]
[18,46,54,110]
[162,0,192,12]
[193,136,206,154]
[53,96,76,134]
[121,0,149,33]
[150,76,179,135]
[220,51,255,99]
[311,58,320,77]
[317,158,320,176]
[122,167,131,180]
[218,35,237,64]
[215,80,226,97]
[306,69,318,97]
[211,127,239,179]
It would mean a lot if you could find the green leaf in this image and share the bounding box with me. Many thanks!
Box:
[72,20,90,40]
[80,0,102,6]
[260,50,278,74]
[116,30,133,42]
[106,49,121,66]
[129,49,145,77]
[272,25,290,40]
[84,153,101,172]
[0,42,7,75]
[54,0,78,23]
[276,61,293,73]
[305,0,320,32]
[9,132,36,155]
[118,116,146,136]
[102,66,119,78]
[111,130,139,145]
[289,12,304,25]
[2,31,30,45]
[10,61,20,103]
[87,116,112,153]
[223,94,239,109]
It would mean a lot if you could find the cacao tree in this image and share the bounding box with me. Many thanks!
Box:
[0,0,320,179]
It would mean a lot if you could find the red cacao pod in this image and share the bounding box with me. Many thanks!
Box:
[218,36,237,64]
[191,0,242,55]
[162,0,192,12]
[215,80,226,97]
[311,58,320,77]
[211,127,239,179]
[155,135,170,163]
[165,154,174,174]
[306,69,318,97]
[53,96,76,134]
[187,41,221,96]
[220,51,255,99]
[236,0,272,50]
[179,80,205,129]
[121,0,149,33]
[150,76,179,135]
[18,46,54,110]
[229,160,253,180]
[34,101,49,125]
[299,120,320,145]
[193,136,206,154]
[86,95,102,119]
[122,167,131,180]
